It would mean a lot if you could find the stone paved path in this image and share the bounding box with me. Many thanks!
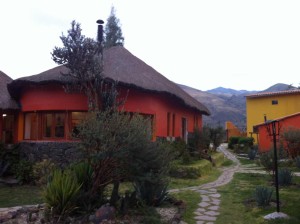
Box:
[171,143,241,224]
[174,144,300,224]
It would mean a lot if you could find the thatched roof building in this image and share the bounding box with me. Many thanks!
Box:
[8,46,210,115]
[0,71,18,110]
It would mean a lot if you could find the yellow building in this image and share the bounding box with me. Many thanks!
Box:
[246,89,300,143]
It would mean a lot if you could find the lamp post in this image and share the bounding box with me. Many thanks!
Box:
[264,115,280,212]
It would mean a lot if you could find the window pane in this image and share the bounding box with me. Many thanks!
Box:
[54,113,65,138]
[43,114,52,138]
[71,112,86,137]
[24,113,38,140]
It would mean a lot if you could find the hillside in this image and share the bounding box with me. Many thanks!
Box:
[179,83,292,129]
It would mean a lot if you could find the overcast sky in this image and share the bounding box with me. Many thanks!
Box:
[1,0,299,91]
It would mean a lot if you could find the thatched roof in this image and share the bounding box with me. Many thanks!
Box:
[8,46,210,115]
[0,71,19,110]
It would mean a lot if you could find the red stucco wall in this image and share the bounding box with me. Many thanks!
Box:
[257,114,300,152]
[20,84,89,111]
[19,84,203,140]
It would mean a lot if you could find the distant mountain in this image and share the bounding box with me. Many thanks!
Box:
[207,87,257,96]
[178,83,293,130]
[261,83,292,92]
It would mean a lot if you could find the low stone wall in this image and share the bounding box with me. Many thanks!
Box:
[19,141,84,167]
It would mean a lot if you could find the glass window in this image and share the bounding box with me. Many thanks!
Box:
[24,113,38,140]
[272,100,278,105]
[54,113,65,138]
[43,114,52,138]
[71,112,86,137]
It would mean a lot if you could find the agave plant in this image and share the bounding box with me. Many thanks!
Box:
[43,169,82,221]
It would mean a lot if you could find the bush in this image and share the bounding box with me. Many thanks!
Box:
[133,171,169,207]
[281,128,300,158]
[295,156,300,169]
[169,159,212,179]
[278,168,293,186]
[13,159,34,184]
[238,137,254,147]
[43,169,82,221]
[228,136,240,149]
[0,144,20,177]
[70,161,103,213]
[248,148,257,160]
[254,186,273,207]
[169,164,201,179]
[258,151,274,174]
[32,159,56,186]
[169,139,188,160]
[211,152,224,167]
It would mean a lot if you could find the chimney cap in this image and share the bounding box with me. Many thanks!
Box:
[96,19,104,25]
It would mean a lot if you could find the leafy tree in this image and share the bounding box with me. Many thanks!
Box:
[103,6,124,48]
[51,20,104,110]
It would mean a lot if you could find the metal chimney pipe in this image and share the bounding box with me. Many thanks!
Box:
[96,19,104,44]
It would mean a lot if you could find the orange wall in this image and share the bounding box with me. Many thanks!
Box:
[225,121,246,141]
[120,88,202,137]
[18,84,203,139]
[257,114,300,152]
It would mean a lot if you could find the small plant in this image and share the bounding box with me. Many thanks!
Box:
[295,156,300,169]
[43,169,82,222]
[133,171,169,207]
[254,186,273,207]
[248,148,257,160]
[278,168,293,186]
[258,151,274,174]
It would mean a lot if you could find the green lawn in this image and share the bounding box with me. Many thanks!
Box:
[171,190,200,224]
[0,185,43,208]
[169,168,221,189]
[216,173,300,224]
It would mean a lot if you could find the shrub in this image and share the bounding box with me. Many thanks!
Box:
[238,137,254,147]
[43,169,82,221]
[228,136,240,149]
[258,151,274,174]
[70,161,93,192]
[295,156,300,169]
[133,171,169,207]
[14,159,34,184]
[254,186,273,207]
[248,147,257,160]
[32,159,56,186]
[281,127,300,158]
[169,164,201,179]
[278,168,293,186]
[69,161,102,213]
[169,160,212,179]
[0,144,20,177]
[211,152,225,167]
[181,150,192,164]
[169,139,188,159]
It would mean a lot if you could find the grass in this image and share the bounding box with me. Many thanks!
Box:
[216,172,300,224]
[0,185,43,208]
[170,190,200,224]
[222,158,235,167]
[169,166,221,189]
